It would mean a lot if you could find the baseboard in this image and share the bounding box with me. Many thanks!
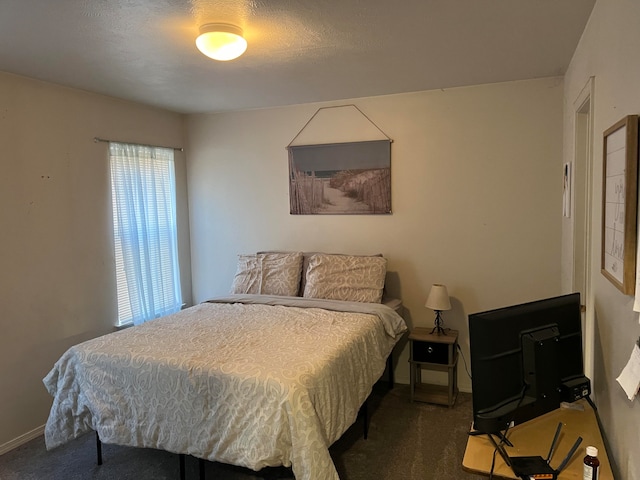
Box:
[0,425,45,455]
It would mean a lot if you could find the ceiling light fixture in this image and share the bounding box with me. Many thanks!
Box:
[196,23,247,61]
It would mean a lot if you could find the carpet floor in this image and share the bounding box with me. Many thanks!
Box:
[0,385,486,480]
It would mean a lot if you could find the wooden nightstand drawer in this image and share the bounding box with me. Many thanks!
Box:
[412,340,449,364]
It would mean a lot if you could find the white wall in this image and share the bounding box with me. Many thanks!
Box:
[0,68,570,461]
[0,72,191,451]
[562,1,640,478]
[186,77,564,390]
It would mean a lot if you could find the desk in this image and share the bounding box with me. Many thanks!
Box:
[462,399,614,479]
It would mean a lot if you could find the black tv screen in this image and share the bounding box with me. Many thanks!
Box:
[468,293,589,434]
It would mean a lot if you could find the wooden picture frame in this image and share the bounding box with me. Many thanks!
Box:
[601,115,639,294]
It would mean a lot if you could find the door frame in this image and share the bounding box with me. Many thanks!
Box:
[572,76,595,384]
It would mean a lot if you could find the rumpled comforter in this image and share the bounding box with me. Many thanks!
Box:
[43,295,407,480]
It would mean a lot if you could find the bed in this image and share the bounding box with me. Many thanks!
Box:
[43,252,407,480]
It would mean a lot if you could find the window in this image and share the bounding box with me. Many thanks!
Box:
[110,142,182,326]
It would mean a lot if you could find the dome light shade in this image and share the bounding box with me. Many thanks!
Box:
[196,23,247,61]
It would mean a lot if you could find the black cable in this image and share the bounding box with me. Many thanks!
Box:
[487,384,528,478]
[489,445,498,480]
[585,394,616,474]
[456,343,472,379]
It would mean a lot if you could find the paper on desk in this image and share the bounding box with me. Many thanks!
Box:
[616,343,640,401]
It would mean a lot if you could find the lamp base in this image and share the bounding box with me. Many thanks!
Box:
[430,310,446,335]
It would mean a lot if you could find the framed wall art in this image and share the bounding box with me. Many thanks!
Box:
[601,115,639,294]
[286,105,393,215]
[288,140,391,215]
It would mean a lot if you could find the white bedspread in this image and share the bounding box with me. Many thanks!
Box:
[43,296,406,480]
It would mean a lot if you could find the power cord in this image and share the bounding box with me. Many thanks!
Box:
[486,384,528,479]
[457,343,472,379]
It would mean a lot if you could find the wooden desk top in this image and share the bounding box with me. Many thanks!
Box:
[462,399,614,479]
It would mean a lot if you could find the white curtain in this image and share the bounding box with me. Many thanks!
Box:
[110,142,182,325]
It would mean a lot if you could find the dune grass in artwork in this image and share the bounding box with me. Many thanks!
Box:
[288,140,391,215]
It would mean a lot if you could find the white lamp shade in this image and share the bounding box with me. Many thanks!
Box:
[425,284,451,311]
[196,23,247,61]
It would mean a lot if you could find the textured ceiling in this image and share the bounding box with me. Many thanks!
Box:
[0,0,595,114]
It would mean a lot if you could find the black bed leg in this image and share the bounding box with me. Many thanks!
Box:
[199,457,206,480]
[387,355,394,389]
[179,454,186,480]
[362,399,369,440]
[96,431,103,465]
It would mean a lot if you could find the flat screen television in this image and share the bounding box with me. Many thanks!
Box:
[468,293,590,434]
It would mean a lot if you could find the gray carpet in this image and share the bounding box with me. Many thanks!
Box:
[0,385,485,480]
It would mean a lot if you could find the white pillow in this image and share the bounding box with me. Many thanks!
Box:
[231,252,303,296]
[303,253,387,303]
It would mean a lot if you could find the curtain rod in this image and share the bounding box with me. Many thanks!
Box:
[93,137,184,152]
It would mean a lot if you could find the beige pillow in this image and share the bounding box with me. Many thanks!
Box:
[303,253,387,303]
[231,252,303,296]
[299,252,383,296]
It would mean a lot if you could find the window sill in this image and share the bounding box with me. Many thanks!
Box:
[114,304,188,330]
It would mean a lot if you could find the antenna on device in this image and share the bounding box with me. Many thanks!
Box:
[545,423,563,464]
[502,422,583,479]
[555,436,583,474]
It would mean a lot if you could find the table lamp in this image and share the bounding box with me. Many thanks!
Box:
[425,284,451,335]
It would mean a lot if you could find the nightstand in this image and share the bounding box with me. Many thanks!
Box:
[409,327,458,407]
